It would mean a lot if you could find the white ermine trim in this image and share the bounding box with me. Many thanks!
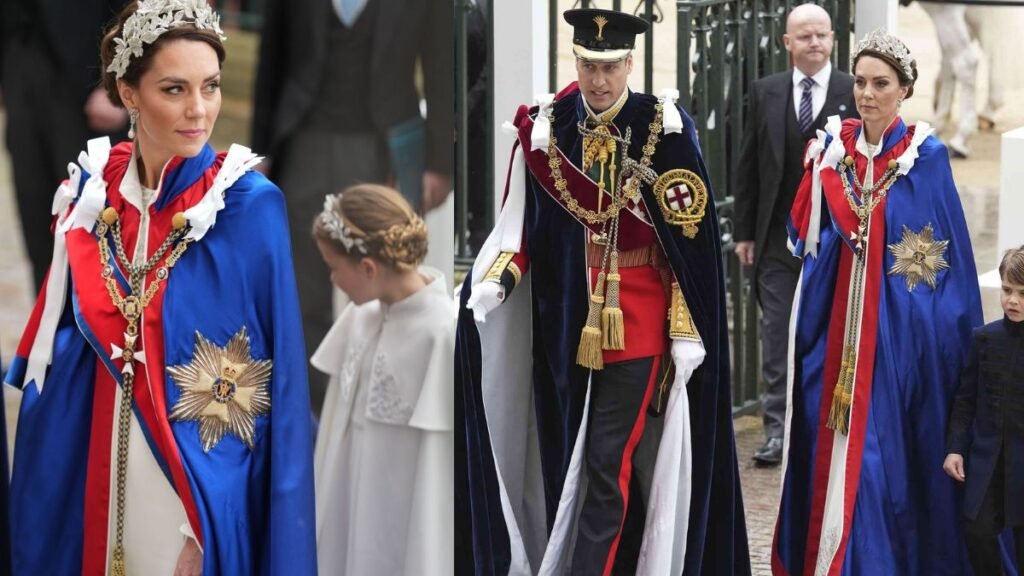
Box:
[183,143,262,241]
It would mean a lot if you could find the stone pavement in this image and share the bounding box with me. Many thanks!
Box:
[736,414,782,574]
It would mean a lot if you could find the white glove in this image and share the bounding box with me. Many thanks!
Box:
[465,280,505,323]
[671,339,706,385]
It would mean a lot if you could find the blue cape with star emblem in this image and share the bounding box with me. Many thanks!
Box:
[4,141,317,575]
[774,118,1018,575]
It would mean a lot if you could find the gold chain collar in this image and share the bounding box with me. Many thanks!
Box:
[836,155,900,253]
[546,102,663,225]
[95,206,193,576]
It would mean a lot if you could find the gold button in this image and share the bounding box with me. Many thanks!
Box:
[844,156,855,166]
[172,212,187,230]
[887,159,898,170]
[102,207,118,225]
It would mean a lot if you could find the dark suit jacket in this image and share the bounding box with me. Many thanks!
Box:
[947,318,1024,525]
[733,67,856,273]
[251,0,453,177]
[0,0,128,105]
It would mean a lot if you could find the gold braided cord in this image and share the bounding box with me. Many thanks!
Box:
[825,158,901,435]
[96,214,193,574]
[546,103,664,225]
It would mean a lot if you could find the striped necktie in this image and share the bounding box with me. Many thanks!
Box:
[798,76,816,134]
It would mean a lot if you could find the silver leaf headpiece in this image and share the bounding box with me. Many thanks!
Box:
[107,0,227,80]
[319,194,368,255]
[852,28,914,81]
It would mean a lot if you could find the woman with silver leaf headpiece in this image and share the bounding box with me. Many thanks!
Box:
[771,28,1006,575]
[3,1,317,574]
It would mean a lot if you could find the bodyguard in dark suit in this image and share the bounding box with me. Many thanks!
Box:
[1,0,129,292]
[251,0,452,411]
[945,246,1024,574]
[733,3,856,465]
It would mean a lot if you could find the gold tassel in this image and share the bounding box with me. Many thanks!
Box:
[601,251,625,350]
[826,346,855,435]
[577,271,606,370]
[607,138,617,198]
[111,558,126,576]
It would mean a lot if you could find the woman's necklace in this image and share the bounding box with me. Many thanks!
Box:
[837,155,900,253]
[96,206,192,576]
[826,152,900,435]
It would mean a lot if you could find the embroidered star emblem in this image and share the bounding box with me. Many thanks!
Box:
[887,223,950,291]
[167,326,272,452]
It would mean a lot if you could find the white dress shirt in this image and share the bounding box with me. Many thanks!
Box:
[792,61,832,122]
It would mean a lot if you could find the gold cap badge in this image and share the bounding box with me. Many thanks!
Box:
[593,15,608,41]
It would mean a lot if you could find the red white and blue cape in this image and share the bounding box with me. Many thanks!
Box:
[774,117,988,575]
[3,138,317,575]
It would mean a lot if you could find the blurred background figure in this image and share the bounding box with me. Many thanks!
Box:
[251,0,453,412]
[918,1,979,158]
[917,1,1009,159]
[734,3,857,467]
[462,0,489,255]
[0,0,130,293]
[962,5,1005,133]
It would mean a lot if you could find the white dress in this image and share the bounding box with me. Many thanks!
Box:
[312,267,454,575]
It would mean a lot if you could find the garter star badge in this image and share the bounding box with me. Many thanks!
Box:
[887,223,949,291]
[167,326,272,452]
[654,169,708,239]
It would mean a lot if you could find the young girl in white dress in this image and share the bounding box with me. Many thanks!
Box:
[311,184,453,575]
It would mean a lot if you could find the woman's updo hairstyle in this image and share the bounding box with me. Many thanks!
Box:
[851,28,918,99]
[314,184,429,273]
[99,0,227,108]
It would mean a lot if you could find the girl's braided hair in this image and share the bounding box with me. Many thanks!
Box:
[313,184,428,272]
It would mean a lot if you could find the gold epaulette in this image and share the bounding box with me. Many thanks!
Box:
[484,252,517,285]
[669,282,701,342]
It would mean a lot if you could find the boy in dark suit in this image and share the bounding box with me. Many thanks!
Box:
[945,245,1024,573]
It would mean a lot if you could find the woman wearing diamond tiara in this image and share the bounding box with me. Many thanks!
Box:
[772,29,985,574]
[311,184,453,575]
[4,1,316,574]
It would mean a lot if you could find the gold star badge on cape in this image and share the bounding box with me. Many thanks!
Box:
[167,326,272,452]
[887,223,950,291]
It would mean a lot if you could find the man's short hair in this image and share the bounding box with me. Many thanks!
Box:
[999,245,1024,285]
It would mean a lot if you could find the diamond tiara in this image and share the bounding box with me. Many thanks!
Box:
[319,194,369,255]
[107,0,227,80]
[852,28,914,81]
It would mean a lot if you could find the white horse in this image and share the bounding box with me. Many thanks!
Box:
[919,2,1006,158]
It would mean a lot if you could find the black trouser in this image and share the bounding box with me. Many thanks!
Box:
[963,454,1024,575]
[756,239,801,440]
[571,356,667,576]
